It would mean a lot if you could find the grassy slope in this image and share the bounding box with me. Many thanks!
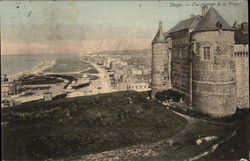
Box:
[141,121,235,161]
[198,110,250,161]
[2,91,187,160]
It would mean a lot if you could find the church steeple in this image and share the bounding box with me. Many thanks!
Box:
[152,21,167,43]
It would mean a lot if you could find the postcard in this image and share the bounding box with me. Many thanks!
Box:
[1,0,249,160]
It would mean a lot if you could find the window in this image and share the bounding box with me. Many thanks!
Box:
[203,46,211,60]
[230,45,234,52]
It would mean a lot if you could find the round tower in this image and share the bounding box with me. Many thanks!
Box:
[191,8,237,116]
[151,22,169,98]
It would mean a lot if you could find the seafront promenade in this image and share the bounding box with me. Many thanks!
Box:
[67,60,116,97]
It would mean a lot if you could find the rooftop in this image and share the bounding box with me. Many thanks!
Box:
[192,7,233,32]
[152,21,167,43]
[166,15,202,35]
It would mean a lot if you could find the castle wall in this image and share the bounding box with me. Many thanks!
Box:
[234,44,249,108]
[191,30,237,116]
[151,42,170,97]
[169,29,191,104]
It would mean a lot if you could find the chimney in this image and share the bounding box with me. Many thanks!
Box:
[158,21,165,40]
[202,5,208,17]
[159,21,163,33]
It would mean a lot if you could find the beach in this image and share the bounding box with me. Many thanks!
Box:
[7,60,56,80]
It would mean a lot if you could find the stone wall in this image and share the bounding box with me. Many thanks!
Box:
[169,29,191,104]
[234,44,249,108]
[191,30,237,116]
[151,42,170,97]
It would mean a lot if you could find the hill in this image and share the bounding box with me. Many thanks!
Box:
[93,49,151,56]
[2,91,187,160]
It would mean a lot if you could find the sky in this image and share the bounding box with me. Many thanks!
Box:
[1,0,248,55]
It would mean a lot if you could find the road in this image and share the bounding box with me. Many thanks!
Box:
[67,60,116,97]
[87,61,115,94]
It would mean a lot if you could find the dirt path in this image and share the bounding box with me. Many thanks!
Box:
[172,110,234,126]
[172,110,235,126]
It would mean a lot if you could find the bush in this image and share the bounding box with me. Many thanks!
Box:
[155,89,184,102]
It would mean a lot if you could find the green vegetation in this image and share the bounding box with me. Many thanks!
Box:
[73,82,90,90]
[198,109,249,161]
[139,90,151,98]
[48,74,76,82]
[55,74,99,80]
[155,89,184,103]
[52,93,68,100]
[152,90,249,161]
[155,89,242,123]
[20,75,63,85]
[141,121,235,161]
[48,74,76,89]
[44,58,92,73]
[2,91,187,160]
[20,86,51,92]
[169,104,245,123]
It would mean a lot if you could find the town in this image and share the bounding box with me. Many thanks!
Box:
[1,50,152,107]
[82,49,151,92]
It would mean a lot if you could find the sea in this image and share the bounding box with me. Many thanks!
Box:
[1,54,79,76]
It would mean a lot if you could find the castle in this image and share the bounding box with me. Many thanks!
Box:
[151,6,249,116]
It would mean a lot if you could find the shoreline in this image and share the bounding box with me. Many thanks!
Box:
[44,66,92,75]
[6,60,56,80]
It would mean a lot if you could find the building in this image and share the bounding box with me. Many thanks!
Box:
[151,21,171,98]
[1,99,15,108]
[127,82,151,92]
[130,68,143,75]
[107,71,115,85]
[1,83,11,98]
[151,6,249,116]
[114,82,128,91]
[120,61,128,66]
[233,22,249,108]
[1,74,8,83]
[1,79,21,97]
[142,68,151,75]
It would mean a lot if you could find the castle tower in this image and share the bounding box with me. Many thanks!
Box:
[151,22,170,98]
[234,22,249,108]
[191,7,237,116]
